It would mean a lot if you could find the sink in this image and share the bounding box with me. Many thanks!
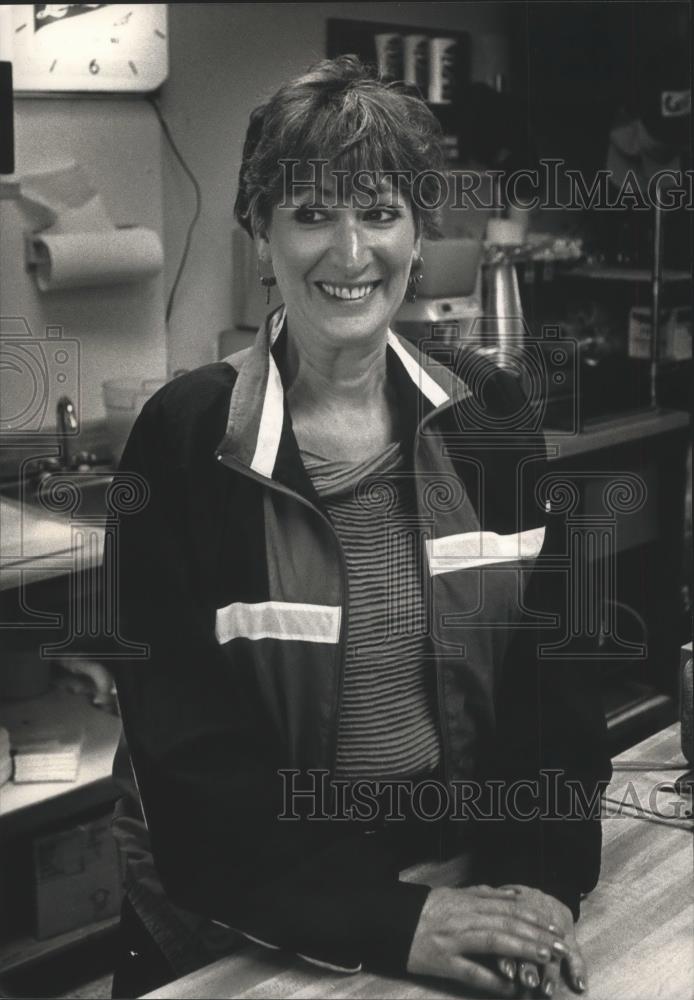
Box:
[0,468,121,589]
[0,470,115,518]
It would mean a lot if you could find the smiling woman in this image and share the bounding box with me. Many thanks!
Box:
[232,57,446,462]
[110,55,611,1000]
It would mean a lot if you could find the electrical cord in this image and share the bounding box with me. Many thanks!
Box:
[147,94,203,325]
[602,792,693,830]
[613,761,688,770]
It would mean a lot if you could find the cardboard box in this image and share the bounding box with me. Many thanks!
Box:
[33,814,122,939]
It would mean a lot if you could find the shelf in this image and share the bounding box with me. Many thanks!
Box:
[0,914,119,976]
[544,407,690,458]
[560,265,691,283]
[326,18,469,107]
[0,686,121,837]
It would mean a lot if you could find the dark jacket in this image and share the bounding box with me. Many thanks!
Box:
[112,307,612,975]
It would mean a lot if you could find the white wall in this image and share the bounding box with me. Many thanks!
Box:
[0,99,167,428]
[159,2,511,372]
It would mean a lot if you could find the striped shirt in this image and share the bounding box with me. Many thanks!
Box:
[303,442,441,782]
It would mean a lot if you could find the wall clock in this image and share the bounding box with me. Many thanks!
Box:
[10,4,168,94]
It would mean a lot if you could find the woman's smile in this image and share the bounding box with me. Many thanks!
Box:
[314,279,382,303]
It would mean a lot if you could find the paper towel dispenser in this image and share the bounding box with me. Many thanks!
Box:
[25,225,163,292]
[18,161,164,292]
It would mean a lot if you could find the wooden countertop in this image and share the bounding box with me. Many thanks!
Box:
[144,724,693,1000]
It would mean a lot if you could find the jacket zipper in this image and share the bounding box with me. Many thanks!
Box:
[215,451,349,784]
[411,425,452,863]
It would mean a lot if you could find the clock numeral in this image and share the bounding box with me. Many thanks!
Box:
[49,60,57,73]
[128,61,138,76]
[155,29,166,39]
[89,59,100,75]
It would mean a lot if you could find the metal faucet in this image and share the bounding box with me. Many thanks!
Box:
[56,395,78,469]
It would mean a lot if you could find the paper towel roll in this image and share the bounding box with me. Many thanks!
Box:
[30,226,163,292]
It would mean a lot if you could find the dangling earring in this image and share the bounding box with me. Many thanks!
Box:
[406,255,424,303]
[257,261,277,305]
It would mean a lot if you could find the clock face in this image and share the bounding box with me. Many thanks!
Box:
[11,4,168,93]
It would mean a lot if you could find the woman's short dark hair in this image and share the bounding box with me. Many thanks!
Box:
[234,55,446,240]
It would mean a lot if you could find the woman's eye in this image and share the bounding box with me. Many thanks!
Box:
[294,206,329,224]
[292,206,401,224]
[363,207,401,223]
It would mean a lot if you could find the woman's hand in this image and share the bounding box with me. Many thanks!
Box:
[406,885,568,996]
[496,886,588,996]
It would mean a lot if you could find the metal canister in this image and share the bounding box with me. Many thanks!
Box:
[480,259,525,369]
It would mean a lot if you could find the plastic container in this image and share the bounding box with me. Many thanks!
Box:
[102,377,166,466]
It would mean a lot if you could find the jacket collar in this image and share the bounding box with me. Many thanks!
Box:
[216,304,470,494]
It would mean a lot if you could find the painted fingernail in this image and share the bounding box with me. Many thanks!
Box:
[500,959,515,980]
[544,982,554,997]
[526,970,540,988]
[538,946,551,961]
[577,977,587,992]
[552,940,568,956]
[548,923,564,936]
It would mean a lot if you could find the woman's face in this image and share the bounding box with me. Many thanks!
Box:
[256,177,420,352]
